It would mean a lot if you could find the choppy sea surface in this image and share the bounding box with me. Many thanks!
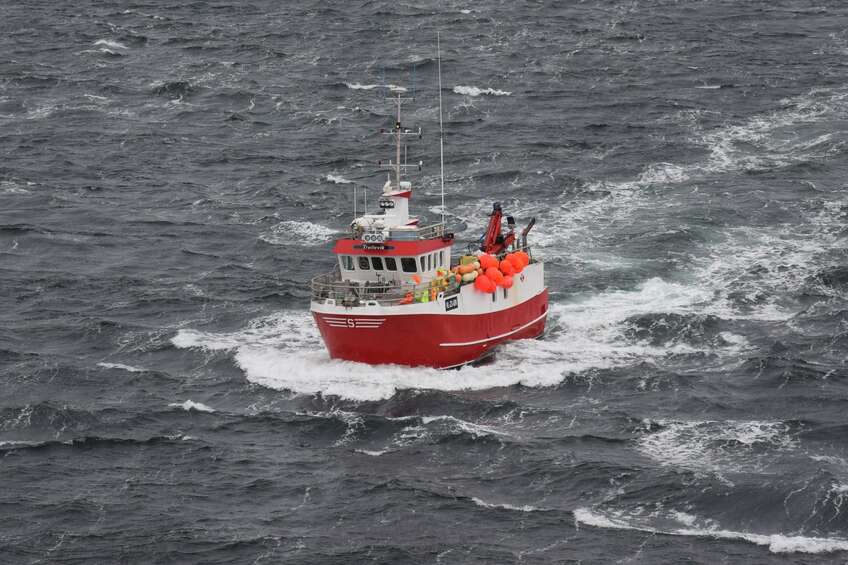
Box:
[3,1,848,562]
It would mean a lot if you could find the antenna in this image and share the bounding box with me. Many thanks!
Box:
[437,32,446,227]
[353,185,357,219]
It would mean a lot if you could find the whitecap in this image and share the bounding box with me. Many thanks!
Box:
[0,181,30,194]
[471,497,538,512]
[453,85,512,97]
[420,415,511,438]
[168,400,215,413]
[97,362,147,373]
[258,221,337,246]
[355,449,388,457]
[93,39,128,50]
[345,83,407,92]
[636,419,795,475]
[574,507,848,554]
[326,173,353,184]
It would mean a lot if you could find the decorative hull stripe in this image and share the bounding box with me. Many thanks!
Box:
[322,316,386,329]
[438,311,548,347]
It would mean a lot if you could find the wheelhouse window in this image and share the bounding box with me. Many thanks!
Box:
[358,256,370,270]
[371,257,384,270]
[427,254,432,271]
[340,255,354,270]
[402,257,417,273]
[419,256,426,272]
[385,257,397,271]
[438,251,444,267]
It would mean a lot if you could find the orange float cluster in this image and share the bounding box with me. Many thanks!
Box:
[450,251,530,294]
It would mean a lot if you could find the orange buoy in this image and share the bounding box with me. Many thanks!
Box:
[474,274,492,292]
[485,267,504,284]
[515,251,530,266]
[412,274,422,285]
[507,254,524,273]
[455,274,462,283]
[479,254,498,270]
[501,275,514,289]
[499,259,515,276]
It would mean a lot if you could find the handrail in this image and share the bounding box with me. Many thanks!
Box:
[350,223,446,240]
[311,271,460,307]
[311,245,535,308]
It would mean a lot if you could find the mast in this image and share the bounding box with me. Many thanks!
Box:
[394,93,403,188]
[380,90,421,189]
[437,32,446,226]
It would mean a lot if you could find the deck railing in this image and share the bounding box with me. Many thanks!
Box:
[311,246,535,308]
[310,272,460,307]
[350,223,446,241]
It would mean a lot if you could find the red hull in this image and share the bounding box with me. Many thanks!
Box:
[313,290,549,368]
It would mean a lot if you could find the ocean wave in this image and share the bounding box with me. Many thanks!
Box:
[574,507,848,554]
[453,85,511,97]
[637,419,795,475]
[168,400,215,413]
[0,434,194,452]
[258,220,337,246]
[326,173,353,184]
[471,497,539,512]
[97,362,147,373]
[93,39,128,50]
[345,82,407,92]
[354,448,389,456]
[0,180,31,194]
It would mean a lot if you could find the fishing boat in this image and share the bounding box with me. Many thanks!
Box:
[309,48,548,369]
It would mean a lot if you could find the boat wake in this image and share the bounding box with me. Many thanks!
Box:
[172,290,750,401]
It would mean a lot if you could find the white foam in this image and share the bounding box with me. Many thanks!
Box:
[93,39,128,50]
[345,83,407,92]
[97,362,147,373]
[453,85,511,97]
[637,419,794,474]
[471,497,538,512]
[326,174,353,184]
[259,221,336,246]
[172,310,570,401]
[0,440,44,448]
[172,296,746,402]
[0,181,30,194]
[355,449,388,457]
[420,415,510,438]
[168,400,215,413]
[574,507,848,554]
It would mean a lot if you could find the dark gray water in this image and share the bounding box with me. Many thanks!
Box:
[3,1,848,562]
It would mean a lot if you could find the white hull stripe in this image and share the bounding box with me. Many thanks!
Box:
[322,316,386,329]
[322,317,386,322]
[439,311,548,348]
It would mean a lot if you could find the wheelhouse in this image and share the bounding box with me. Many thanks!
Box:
[333,226,453,284]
